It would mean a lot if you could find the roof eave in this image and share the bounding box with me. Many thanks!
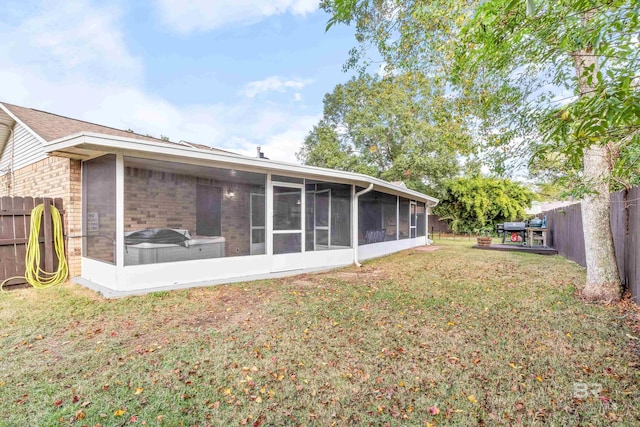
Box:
[45,132,439,204]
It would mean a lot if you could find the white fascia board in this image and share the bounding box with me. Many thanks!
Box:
[0,103,48,145]
[45,131,439,205]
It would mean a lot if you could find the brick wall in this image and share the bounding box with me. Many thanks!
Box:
[221,182,252,257]
[124,167,254,257]
[0,156,82,277]
[124,167,197,231]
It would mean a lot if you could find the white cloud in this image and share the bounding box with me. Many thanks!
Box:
[155,0,318,34]
[11,1,142,84]
[240,76,314,98]
[233,114,320,163]
[0,1,318,164]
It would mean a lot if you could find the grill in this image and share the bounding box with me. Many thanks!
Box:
[496,222,527,244]
[503,222,526,232]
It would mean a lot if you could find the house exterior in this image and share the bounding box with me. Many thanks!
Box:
[0,102,438,296]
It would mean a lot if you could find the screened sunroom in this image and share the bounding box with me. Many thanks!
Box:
[48,132,437,296]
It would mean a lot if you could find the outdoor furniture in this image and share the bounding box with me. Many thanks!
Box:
[526,227,548,247]
[364,229,386,244]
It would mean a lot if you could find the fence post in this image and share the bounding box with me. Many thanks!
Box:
[43,199,54,272]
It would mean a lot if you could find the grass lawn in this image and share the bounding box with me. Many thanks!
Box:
[1,240,639,426]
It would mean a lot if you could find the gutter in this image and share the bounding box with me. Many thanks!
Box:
[353,183,374,267]
[44,132,438,205]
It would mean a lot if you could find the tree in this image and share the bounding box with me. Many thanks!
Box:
[456,1,639,301]
[434,176,535,233]
[323,0,640,302]
[297,73,471,194]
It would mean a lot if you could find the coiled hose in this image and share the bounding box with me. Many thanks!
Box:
[0,203,68,290]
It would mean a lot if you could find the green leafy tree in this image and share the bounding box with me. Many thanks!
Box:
[434,176,535,233]
[455,0,638,301]
[297,73,471,194]
[323,0,639,302]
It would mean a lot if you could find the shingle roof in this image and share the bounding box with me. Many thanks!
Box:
[0,102,235,155]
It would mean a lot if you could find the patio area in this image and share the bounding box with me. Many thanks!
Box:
[472,242,558,255]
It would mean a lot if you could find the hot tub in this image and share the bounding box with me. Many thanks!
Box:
[124,236,226,266]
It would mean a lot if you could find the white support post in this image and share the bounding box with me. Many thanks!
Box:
[115,153,125,288]
[351,185,356,250]
[266,173,273,256]
[396,196,400,240]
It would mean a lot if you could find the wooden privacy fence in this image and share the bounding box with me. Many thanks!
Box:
[0,197,64,288]
[544,186,640,303]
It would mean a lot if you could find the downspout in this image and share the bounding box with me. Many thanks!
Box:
[353,183,374,267]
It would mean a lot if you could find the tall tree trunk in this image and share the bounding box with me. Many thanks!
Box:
[580,145,621,301]
[573,39,622,302]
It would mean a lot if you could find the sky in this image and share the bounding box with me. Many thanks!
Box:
[0,0,360,162]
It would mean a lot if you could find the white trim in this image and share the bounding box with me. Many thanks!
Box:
[271,181,305,270]
[0,103,48,146]
[396,196,400,240]
[353,183,374,267]
[250,193,266,255]
[115,154,125,288]
[266,173,273,256]
[410,201,417,238]
[44,132,438,205]
[79,237,427,296]
[314,189,331,250]
[358,237,427,261]
[81,257,118,290]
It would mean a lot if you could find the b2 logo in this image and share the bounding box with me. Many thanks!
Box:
[573,383,602,398]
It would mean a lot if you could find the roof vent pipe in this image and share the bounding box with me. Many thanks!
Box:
[256,146,268,159]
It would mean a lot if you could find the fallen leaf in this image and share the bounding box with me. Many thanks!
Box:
[114,409,126,417]
[54,399,63,407]
[428,406,440,415]
[135,387,144,395]
[468,395,478,403]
